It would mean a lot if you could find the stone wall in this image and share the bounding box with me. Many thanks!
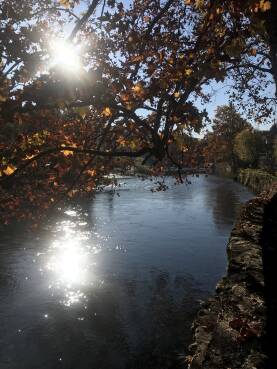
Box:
[186,184,277,369]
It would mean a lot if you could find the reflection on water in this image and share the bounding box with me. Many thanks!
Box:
[45,221,92,306]
[47,227,90,286]
[0,176,253,369]
[202,177,245,230]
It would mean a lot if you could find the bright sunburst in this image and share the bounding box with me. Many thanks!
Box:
[49,38,81,72]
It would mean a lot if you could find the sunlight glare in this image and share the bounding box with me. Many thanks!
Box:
[44,217,102,307]
[49,39,81,72]
[47,235,89,286]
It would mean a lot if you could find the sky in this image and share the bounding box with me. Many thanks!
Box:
[195,82,276,136]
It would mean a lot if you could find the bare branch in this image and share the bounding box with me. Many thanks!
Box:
[69,0,101,41]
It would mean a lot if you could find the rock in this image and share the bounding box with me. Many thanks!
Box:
[187,184,277,369]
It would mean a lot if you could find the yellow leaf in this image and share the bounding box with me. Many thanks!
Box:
[195,0,204,8]
[59,0,70,8]
[0,94,7,102]
[102,107,112,117]
[25,154,35,160]
[62,150,74,157]
[132,83,144,97]
[260,0,271,12]
[130,141,137,150]
[133,84,142,93]
[61,143,74,156]
[3,165,16,176]
[184,68,193,76]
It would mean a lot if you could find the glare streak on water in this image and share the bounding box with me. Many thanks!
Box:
[0,176,253,369]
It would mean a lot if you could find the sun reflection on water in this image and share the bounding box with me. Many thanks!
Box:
[45,215,98,307]
[47,238,88,285]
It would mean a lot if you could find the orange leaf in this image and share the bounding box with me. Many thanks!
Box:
[260,0,271,12]
[3,165,16,176]
[87,169,96,176]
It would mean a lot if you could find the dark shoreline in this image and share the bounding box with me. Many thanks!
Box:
[186,184,277,369]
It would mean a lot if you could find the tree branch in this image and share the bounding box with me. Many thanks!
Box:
[0,146,150,183]
[69,0,101,41]
[226,63,272,74]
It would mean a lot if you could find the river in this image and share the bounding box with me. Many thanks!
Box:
[0,176,253,369]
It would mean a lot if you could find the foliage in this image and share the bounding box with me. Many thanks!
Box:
[0,0,276,223]
[234,129,264,166]
[273,136,277,166]
[203,104,250,166]
[238,168,277,192]
[188,0,277,123]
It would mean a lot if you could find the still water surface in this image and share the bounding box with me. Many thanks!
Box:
[0,176,253,369]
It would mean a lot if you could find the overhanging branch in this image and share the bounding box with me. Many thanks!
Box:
[0,146,150,184]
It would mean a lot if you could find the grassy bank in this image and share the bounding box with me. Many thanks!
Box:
[238,169,277,193]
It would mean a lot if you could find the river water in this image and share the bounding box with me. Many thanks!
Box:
[0,176,253,369]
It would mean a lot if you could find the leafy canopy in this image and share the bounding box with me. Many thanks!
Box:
[234,129,264,165]
[0,0,276,223]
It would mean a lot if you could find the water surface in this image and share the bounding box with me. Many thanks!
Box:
[0,176,253,369]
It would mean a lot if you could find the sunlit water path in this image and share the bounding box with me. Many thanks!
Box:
[0,176,253,369]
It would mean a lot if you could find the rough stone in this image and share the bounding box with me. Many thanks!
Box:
[186,184,277,369]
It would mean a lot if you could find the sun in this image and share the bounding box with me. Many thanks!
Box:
[49,38,81,72]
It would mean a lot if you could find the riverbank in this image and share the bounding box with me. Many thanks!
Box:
[186,183,277,369]
[237,169,277,194]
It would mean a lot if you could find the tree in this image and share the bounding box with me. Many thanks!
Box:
[234,129,263,166]
[203,104,250,169]
[185,0,277,123]
[272,136,277,167]
[0,0,275,224]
